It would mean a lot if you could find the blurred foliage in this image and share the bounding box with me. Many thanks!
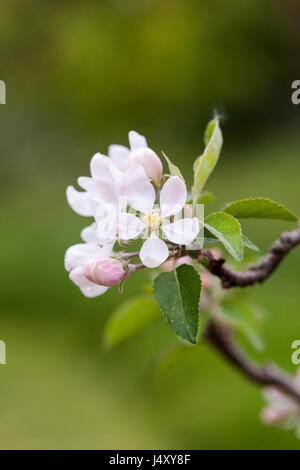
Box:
[0,0,300,450]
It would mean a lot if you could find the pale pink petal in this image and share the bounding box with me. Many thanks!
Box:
[81,284,108,297]
[64,243,103,271]
[162,217,199,245]
[66,186,93,217]
[139,233,169,268]
[81,223,99,244]
[128,130,148,150]
[90,153,114,180]
[78,176,118,205]
[122,165,155,213]
[160,176,187,217]
[69,267,108,297]
[128,147,162,185]
[118,212,142,240]
[108,145,130,171]
[109,165,124,190]
[90,152,124,187]
[69,266,93,288]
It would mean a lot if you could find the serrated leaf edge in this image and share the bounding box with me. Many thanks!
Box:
[222,197,298,221]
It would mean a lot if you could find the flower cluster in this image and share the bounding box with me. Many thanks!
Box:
[261,368,300,438]
[65,131,200,297]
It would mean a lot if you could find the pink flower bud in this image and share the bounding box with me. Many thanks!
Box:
[84,257,127,287]
[128,147,162,185]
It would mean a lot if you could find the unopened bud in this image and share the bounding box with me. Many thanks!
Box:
[129,147,162,185]
[84,257,127,287]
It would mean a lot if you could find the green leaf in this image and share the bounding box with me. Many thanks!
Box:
[196,191,216,204]
[162,151,185,182]
[153,264,201,344]
[204,212,244,261]
[103,295,160,348]
[242,234,259,252]
[203,223,259,253]
[204,118,217,145]
[191,119,223,199]
[218,300,266,352]
[222,197,298,221]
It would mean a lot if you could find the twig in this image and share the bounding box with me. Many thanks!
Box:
[121,227,300,290]
[201,226,300,288]
[128,263,146,273]
[205,319,300,402]
[121,251,140,261]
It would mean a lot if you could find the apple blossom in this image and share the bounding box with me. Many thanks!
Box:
[261,370,300,437]
[66,130,162,216]
[126,175,199,268]
[93,165,154,245]
[63,119,300,440]
[92,173,199,268]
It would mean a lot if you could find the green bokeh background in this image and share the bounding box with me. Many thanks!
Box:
[1,0,300,449]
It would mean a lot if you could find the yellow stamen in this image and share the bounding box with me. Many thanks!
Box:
[143,213,162,231]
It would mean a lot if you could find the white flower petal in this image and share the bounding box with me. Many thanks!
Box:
[160,176,187,217]
[69,267,108,297]
[81,284,108,298]
[98,241,115,257]
[128,130,148,151]
[95,224,117,245]
[64,243,103,271]
[91,152,124,188]
[69,266,93,288]
[162,217,199,245]
[78,176,118,205]
[118,212,142,240]
[123,165,155,213]
[108,145,130,171]
[81,223,99,244]
[109,165,124,190]
[139,233,169,268]
[90,153,114,179]
[66,186,93,217]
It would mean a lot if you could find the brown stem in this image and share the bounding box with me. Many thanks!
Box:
[128,263,146,273]
[205,319,300,402]
[201,226,300,288]
[121,227,300,289]
[121,251,140,261]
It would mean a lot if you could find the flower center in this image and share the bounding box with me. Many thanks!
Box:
[143,213,162,231]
